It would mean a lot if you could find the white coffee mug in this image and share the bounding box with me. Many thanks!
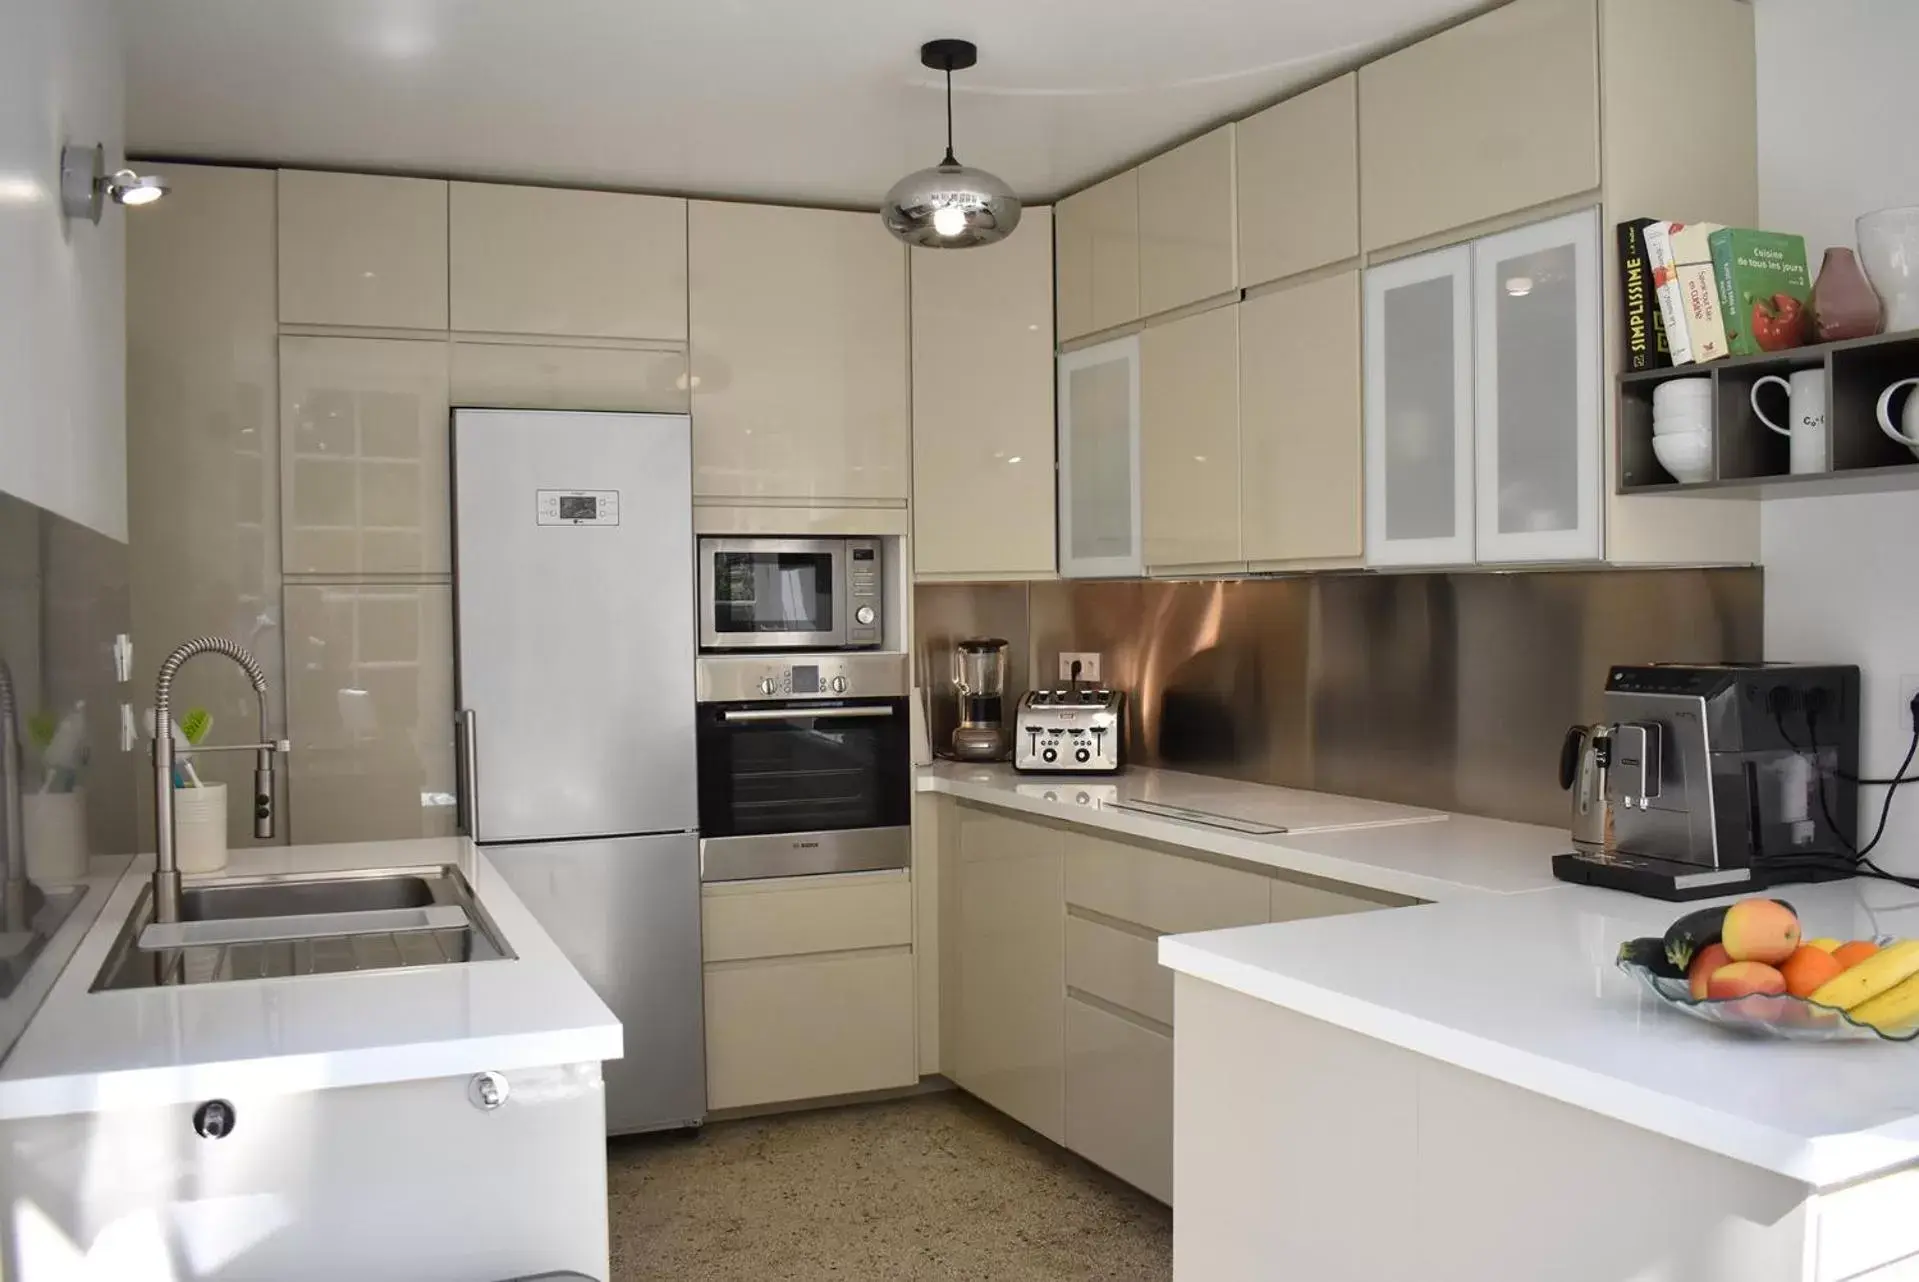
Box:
[1750,370,1829,475]
[1878,378,1919,461]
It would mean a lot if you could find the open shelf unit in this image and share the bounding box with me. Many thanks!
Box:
[1618,329,1919,498]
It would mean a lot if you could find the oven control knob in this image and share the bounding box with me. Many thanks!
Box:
[830,675,848,693]
[1043,748,1058,764]
[855,605,876,626]
[1075,748,1091,764]
[759,677,778,696]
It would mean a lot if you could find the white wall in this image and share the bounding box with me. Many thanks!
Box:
[0,0,126,542]
[1756,0,1919,871]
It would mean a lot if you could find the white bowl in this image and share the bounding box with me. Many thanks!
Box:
[1652,378,1713,410]
[1652,430,1713,483]
[1653,410,1713,437]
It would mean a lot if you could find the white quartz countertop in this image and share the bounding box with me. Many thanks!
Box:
[916,761,1571,901]
[0,838,621,1120]
[1161,879,1919,1189]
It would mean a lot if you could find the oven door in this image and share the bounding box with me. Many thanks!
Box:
[698,538,846,650]
[696,698,911,881]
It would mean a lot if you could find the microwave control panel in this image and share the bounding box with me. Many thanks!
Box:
[846,539,882,647]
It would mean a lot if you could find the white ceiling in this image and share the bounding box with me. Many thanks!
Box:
[121,0,1490,207]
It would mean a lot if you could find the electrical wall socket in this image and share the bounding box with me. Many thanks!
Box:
[1059,652,1102,682]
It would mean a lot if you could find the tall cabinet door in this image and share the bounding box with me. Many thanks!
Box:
[1363,245,1474,567]
[1141,305,1241,571]
[1471,208,1602,564]
[1057,336,1142,578]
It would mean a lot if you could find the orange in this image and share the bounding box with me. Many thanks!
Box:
[1833,940,1882,970]
[1779,944,1846,998]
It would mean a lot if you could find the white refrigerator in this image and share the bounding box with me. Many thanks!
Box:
[451,408,704,1134]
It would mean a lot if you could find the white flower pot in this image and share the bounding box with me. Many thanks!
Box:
[173,782,229,874]
[23,789,89,884]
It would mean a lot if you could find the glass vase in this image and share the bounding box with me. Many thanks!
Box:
[1858,207,1919,334]
[1812,247,1882,342]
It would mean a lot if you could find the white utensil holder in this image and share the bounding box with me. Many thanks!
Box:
[173,782,229,874]
[23,789,89,884]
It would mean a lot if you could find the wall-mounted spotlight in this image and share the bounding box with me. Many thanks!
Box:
[60,144,169,224]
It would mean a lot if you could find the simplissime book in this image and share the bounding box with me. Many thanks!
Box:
[1617,219,1673,370]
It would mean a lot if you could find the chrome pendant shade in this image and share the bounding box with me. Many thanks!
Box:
[882,39,1021,248]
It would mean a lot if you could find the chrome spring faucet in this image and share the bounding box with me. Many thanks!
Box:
[152,637,289,924]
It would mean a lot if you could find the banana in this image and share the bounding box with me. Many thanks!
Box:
[1806,938,1843,953]
[1848,970,1919,1033]
[1808,939,1919,1011]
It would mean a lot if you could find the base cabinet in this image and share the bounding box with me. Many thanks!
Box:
[1064,996,1173,1203]
[704,951,916,1111]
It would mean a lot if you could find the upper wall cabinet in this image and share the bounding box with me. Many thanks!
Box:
[1056,171,1140,343]
[1137,125,1237,318]
[1236,75,1359,288]
[1358,0,1599,252]
[449,341,689,415]
[1241,271,1363,567]
[1141,304,1241,571]
[280,335,452,576]
[688,202,909,503]
[278,171,449,330]
[912,208,1057,580]
[449,184,688,341]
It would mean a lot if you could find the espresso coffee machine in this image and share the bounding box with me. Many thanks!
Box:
[1551,663,1861,900]
[950,638,1010,762]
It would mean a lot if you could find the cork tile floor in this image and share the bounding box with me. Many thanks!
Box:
[607,1090,1172,1281]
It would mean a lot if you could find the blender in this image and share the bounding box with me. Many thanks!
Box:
[950,638,1010,762]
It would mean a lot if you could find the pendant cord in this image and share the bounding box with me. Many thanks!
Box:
[942,62,957,166]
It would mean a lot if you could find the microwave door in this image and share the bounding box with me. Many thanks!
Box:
[698,539,846,649]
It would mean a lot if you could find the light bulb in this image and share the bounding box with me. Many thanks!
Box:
[932,206,967,238]
[119,185,163,207]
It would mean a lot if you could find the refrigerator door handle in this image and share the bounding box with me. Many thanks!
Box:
[455,708,480,836]
[719,706,897,723]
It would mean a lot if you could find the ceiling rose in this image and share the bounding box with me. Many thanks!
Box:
[881,39,1021,249]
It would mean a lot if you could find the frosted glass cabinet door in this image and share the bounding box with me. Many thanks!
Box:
[1057,337,1143,578]
[1363,246,1475,566]
[1472,208,1602,563]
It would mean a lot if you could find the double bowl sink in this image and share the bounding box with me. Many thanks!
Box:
[93,865,513,990]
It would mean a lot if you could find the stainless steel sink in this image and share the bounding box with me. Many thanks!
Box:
[92,865,514,990]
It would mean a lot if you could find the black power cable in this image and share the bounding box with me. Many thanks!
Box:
[1767,698,1919,889]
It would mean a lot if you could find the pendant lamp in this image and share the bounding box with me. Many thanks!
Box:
[881,39,1021,248]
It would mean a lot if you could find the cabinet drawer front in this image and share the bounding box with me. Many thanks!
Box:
[1066,914,1173,1028]
[1064,996,1173,1203]
[701,871,911,963]
[1063,830,1268,934]
[450,342,689,415]
[704,950,916,1110]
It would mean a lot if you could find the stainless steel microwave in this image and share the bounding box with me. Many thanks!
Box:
[697,537,884,651]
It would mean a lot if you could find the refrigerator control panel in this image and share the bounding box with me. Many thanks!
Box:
[536,489,620,526]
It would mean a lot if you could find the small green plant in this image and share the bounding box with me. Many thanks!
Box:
[179,707,212,746]
[26,712,57,751]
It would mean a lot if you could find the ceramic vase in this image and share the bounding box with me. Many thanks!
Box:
[1811,247,1882,342]
[1858,207,1919,333]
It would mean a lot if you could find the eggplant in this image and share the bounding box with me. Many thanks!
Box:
[1619,935,1685,979]
[1660,898,1797,971]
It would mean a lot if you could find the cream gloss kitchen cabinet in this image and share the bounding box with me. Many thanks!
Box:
[1240,272,1363,567]
[911,207,1056,580]
[279,335,452,576]
[448,341,690,415]
[1137,125,1238,318]
[941,803,1065,1143]
[1055,171,1141,343]
[277,170,449,330]
[1141,304,1242,572]
[1235,74,1359,290]
[449,183,688,341]
[1363,208,1601,567]
[1358,0,1599,253]
[688,201,909,503]
[700,871,917,1111]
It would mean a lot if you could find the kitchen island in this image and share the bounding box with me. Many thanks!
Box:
[0,837,621,1282]
[1161,880,1919,1282]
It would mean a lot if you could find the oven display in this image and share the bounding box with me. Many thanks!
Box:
[790,666,819,695]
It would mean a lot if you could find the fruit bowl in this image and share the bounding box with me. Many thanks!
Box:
[1618,944,1919,1043]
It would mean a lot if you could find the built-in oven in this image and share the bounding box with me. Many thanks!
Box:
[697,536,883,651]
[695,653,911,881]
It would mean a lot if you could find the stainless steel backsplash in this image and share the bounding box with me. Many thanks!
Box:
[915,570,1763,827]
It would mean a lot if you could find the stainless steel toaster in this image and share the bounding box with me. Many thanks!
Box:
[1014,688,1124,775]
